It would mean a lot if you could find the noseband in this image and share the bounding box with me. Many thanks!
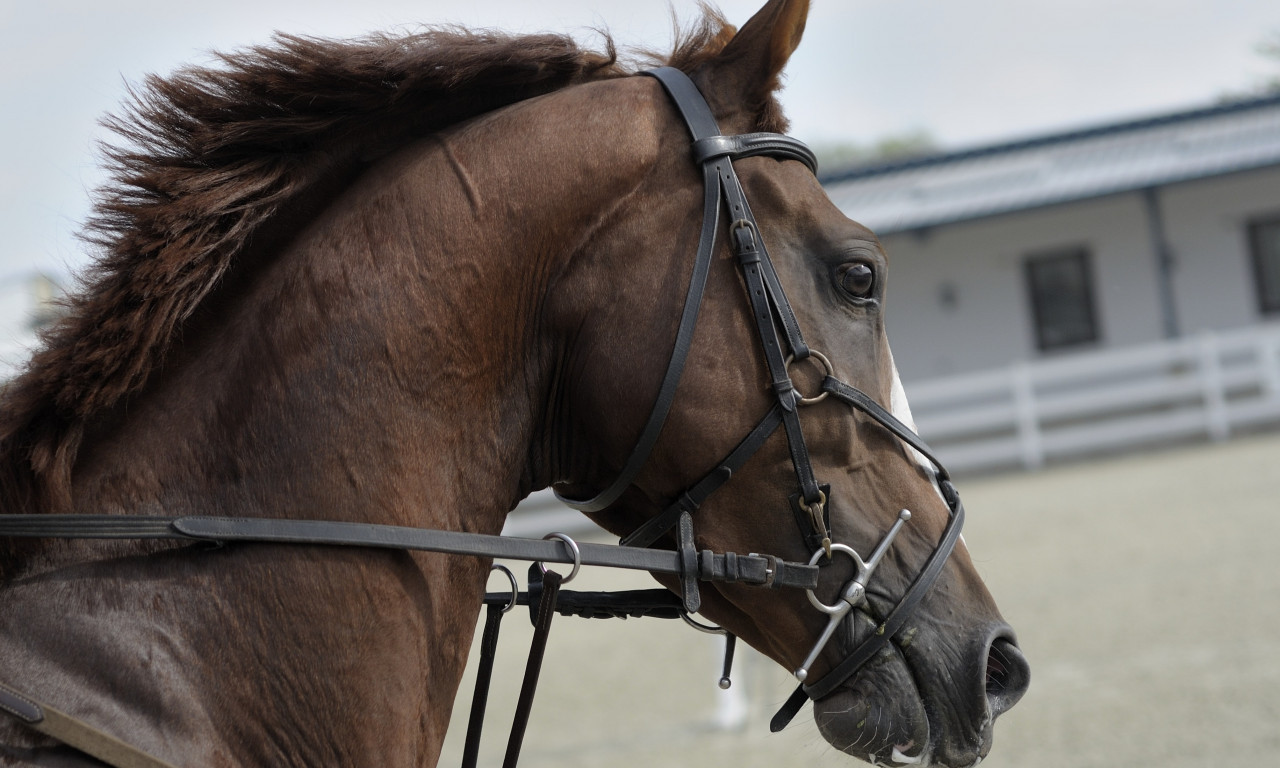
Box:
[554,68,967,731]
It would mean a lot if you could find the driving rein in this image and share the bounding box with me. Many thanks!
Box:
[0,68,964,765]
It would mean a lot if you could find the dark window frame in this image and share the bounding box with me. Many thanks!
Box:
[1248,214,1280,315]
[1023,246,1101,352]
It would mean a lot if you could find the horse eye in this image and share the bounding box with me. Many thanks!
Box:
[838,263,875,298]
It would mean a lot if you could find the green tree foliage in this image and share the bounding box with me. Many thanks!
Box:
[810,128,938,173]
[1260,30,1280,93]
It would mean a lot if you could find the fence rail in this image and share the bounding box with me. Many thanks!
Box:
[907,323,1280,474]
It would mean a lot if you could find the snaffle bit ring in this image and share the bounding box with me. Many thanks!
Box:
[538,532,581,584]
[805,543,869,614]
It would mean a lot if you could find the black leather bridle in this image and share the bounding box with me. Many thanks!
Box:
[554,67,967,731]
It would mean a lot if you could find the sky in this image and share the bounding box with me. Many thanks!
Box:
[1,0,1278,286]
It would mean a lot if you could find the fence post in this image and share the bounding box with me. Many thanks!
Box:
[1198,332,1229,441]
[1261,331,1280,403]
[1012,362,1043,469]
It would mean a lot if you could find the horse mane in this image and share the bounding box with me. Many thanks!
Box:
[0,7,785,518]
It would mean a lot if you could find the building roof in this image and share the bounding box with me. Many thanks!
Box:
[820,93,1280,235]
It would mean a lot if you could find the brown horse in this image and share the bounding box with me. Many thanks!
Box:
[0,2,1027,766]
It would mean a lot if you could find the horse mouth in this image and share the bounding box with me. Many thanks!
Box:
[812,619,1029,768]
[812,647,934,767]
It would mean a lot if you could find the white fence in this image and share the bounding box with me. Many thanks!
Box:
[906,322,1280,474]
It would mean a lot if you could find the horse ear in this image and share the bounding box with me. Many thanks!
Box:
[702,0,810,130]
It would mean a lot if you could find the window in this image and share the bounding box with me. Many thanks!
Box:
[1249,215,1280,315]
[1024,247,1100,351]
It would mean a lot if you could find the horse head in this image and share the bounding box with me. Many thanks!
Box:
[548,2,1029,764]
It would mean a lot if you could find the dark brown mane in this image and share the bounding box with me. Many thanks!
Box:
[0,10,762,517]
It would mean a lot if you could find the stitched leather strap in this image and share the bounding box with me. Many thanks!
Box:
[0,515,819,590]
[552,69,726,514]
[0,683,177,768]
[621,405,784,549]
[821,376,951,481]
[692,133,818,174]
[502,567,562,768]
[461,603,504,768]
[484,588,683,620]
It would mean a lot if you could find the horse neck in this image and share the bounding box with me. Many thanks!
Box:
[63,76,671,536]
[72,140,578,533]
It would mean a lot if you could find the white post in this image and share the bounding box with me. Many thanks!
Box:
[1198,331,1229,441]
[1260,331,1280,404]
[1012,362,1043,469]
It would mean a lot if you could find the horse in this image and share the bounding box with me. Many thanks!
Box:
[0,1,1028,766]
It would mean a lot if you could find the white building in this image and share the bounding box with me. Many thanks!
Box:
[824,93,1280,380]
[822,93,1280,471]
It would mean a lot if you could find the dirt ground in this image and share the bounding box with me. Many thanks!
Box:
[437,430,1280,767]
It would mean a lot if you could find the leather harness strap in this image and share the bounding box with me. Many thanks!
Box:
[0,683,177,768]
[0,515,818,591]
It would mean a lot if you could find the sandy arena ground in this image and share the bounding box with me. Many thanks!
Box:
[437,430,1280,767]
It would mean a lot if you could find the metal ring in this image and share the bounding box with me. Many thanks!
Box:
[785,349,834,405]
[805,543,867,614]
[679,609,727,635]
[489,564,518,614]
[538,532,581,585]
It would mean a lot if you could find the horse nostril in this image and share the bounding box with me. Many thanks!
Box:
[984,634,1030,718]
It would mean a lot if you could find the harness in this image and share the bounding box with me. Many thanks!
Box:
[0,67,964,766]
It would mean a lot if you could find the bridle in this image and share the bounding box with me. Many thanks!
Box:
[0,66,965,764]
[554,67,967,731]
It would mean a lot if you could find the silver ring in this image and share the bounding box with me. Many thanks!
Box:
[538,532,581,585]
[679,609,727,635]
[488,564,518,614]
[805,543,868,614]
[785,349,834,405]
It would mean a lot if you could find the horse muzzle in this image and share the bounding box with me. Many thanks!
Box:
[813,618,1029,767]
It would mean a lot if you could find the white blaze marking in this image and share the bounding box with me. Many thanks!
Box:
[887,347,949,507]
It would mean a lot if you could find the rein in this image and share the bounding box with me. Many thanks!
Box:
[0,68,964,766]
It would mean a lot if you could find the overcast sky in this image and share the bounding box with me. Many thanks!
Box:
[2,0,1277,285]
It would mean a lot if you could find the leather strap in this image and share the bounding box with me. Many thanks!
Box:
[502,567,562,768]
[620,405,784,549]
[461,603,504,768]
[692,133,817,174]
[0,515,819,591]
[484,588,683,620]
[552,69,725,514]
[821,377,951,481]
[0,682,177,768]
